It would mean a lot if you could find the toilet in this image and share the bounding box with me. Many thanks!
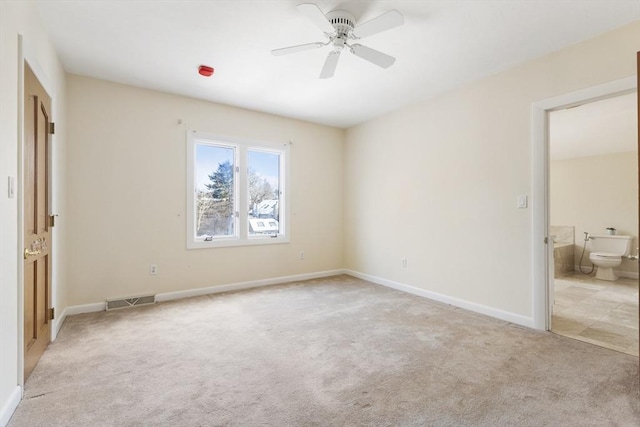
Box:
[588,234,633,281]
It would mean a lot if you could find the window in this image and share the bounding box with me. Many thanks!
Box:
[247,149,281,237]
[187,131,289,248]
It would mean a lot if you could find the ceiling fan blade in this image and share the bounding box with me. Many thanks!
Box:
[352,10,404,39]
[272,42,325,56]
[350,44,396,68]
[319,50,341,79]
[297,3,336,35]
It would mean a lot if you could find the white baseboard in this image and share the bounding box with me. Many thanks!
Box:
[156,269,345,302]
[52,313,64,341]
[345,270,534,328]
[0,386,21,427]
[50,303,104,340]
[57,269,535,329]
[61,270,346,315]
[63,302,105,316]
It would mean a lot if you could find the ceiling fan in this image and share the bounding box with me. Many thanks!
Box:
[272,3,404,79]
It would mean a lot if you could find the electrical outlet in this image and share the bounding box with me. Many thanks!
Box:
[299,251,305,260]
[402,258,408,268]
[149,264,158,275]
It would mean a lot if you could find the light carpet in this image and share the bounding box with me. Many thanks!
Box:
[8,275,640,426]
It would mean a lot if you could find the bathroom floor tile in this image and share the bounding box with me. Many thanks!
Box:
[555,277,606,291]
[594,291,636,304]
[563,333,639,356]
[550,316,589,334]
[553,280,573,291]
[598,314,639,330]
[551,272,638,356]
[613,302,640,316]
[561,304,613,320]
[579,326,635,349]
[583,319,636,337]
[554,286,599,303]
[625,344,640,357]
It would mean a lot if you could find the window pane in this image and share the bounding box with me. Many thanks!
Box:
[248,150,280,236]
[195,144,235,238]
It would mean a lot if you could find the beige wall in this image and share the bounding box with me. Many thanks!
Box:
[344,22,639,321]
[551,151,638,274]
[2,8,639,422]
[66,75,344,306]
[0,0,68,420]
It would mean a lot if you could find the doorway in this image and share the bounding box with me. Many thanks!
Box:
[532,77,637,330]
[23,61,54,380]
[548,93,638,356]
[532,77,639,354]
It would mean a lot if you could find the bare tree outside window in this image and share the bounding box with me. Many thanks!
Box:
[248,150,280,235]
[188,133,288,248]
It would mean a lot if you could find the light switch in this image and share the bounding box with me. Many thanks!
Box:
[7,176,14,198]
[517,195,528,209]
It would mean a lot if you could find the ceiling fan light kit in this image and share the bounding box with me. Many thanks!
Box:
[272,3,404,79]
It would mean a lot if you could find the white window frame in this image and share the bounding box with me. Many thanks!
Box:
[186,130,290,249]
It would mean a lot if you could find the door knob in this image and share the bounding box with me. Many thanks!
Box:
[24,248,41,259]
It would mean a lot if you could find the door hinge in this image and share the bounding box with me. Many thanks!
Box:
[49,122,55,134]
[544,237,548,244]
[49,307,55,320]
[49,215,56,227]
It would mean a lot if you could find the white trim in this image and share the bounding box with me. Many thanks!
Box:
[532,76,637,331]
[51,312,65,340]
[156,269,344,302]
[51,305,73,339]
[60,270,346,314]
[16,33,26,395]
[18,35,63,387]
[345,270,534,328]
[0,386,21,427]
[187,237,291,250]
[63,303,105,316]
[185,130,291,249]
[43,269,537,338]
[531,100,549,330]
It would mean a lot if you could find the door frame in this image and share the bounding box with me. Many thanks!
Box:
[17,34,57,389]
[531,76,637,330]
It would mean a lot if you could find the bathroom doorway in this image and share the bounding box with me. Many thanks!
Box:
[548,92,639,356]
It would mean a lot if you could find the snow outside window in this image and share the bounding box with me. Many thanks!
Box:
[186,131,289,249]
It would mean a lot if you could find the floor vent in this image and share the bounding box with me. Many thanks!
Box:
[106,294,156,311]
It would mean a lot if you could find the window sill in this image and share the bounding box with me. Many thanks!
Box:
[187,236,290,250]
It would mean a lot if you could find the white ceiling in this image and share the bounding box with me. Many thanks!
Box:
[550,92,638,160]
[35,1,640,129]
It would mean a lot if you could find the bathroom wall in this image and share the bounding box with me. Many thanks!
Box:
[550,151,638,276]
[551,225,575,246]
[551,226,575,277]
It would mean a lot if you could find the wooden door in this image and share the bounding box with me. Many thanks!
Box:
[23,62,53,380]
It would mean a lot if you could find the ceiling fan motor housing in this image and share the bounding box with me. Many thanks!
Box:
[326,10,355,36]
[271,4,403,78]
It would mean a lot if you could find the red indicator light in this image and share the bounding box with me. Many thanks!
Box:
[198,65,214,77]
